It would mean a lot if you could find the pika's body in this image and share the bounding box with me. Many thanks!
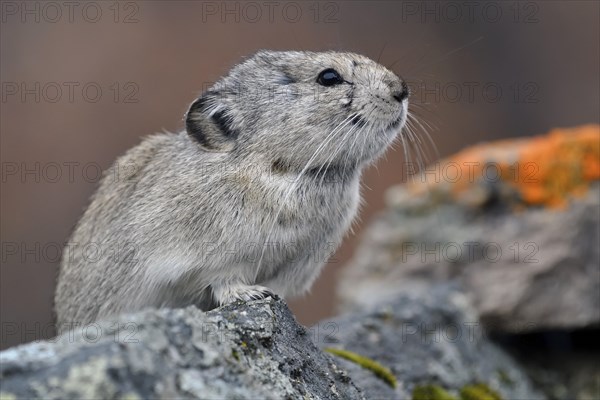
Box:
[55,50,408,327]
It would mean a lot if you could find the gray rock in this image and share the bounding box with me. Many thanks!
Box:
[0,290,549,400]
[317,285,545,400]
[0,297,363,400]
[338,182,600,333]
[505,345,600,400]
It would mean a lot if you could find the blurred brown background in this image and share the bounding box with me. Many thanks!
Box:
[1,1,598,350]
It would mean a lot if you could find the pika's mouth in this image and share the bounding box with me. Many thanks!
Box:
[383,108,407,136]
[387,115,403,130]
[352,112,404,131]
[350,106,406,135]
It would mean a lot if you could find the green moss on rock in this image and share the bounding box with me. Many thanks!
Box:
[460,383,503,400]
[324,347,397,388]
[119,393,141,400]
[412,384,458,400]
[411,383,504,400]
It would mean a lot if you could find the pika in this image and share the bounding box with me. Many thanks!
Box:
[54,50,409,328]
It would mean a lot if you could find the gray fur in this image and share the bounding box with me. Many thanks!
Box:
[54,50,408,329]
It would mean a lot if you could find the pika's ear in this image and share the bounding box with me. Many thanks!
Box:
[185,92,239,152]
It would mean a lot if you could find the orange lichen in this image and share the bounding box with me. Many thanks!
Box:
[409,125,600,208]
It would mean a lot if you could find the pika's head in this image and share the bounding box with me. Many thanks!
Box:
[185,50,408,175]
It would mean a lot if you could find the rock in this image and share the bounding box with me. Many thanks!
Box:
[0,290,545,400]
[496,333,600,400]
[0,297,364,400]
[338,125,600,333]
[317,285,545,400]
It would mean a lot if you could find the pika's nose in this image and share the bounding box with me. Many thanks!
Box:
[392,81,409,103]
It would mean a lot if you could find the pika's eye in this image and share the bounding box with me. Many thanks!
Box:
[317,68,344,86]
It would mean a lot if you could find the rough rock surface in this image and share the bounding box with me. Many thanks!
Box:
[338,126,600,333]
[499,337,600,400]
[0,298,363,400]
[319,285,545,400]
[0,290,547,400]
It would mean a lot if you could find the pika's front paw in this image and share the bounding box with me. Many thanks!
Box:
[213,283,274,306]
